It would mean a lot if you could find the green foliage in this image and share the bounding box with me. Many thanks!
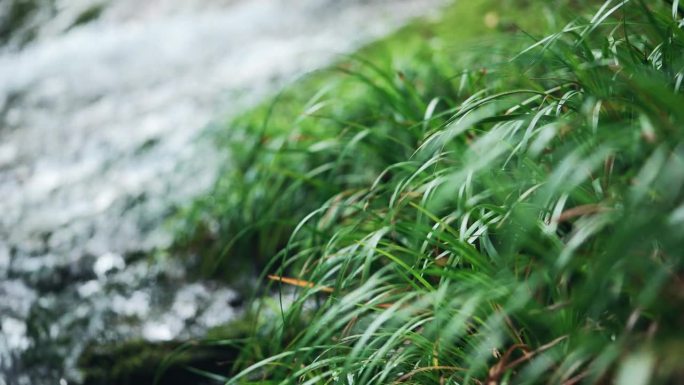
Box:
[177,0,684,383]
[172,0,543,279]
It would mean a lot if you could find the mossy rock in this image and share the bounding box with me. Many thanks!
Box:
[79,338,240,385]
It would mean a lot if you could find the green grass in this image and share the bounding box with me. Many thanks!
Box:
[173,0,684,383]
[172,0,548,279]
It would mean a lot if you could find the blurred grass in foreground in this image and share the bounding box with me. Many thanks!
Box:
[173,0,684,383]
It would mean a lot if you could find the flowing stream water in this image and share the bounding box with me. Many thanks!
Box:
[0,0,442,383]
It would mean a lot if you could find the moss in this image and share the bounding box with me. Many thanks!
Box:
[79,338,239,385]
[204,317,254,341]
[77,316,258,385]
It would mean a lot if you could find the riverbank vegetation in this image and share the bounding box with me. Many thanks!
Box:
[173,0,684,383]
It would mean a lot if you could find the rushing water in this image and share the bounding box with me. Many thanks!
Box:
[0,0,441,383]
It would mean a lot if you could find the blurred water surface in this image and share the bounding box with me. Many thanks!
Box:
[0,0,442,383]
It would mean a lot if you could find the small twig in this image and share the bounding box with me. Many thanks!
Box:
[267,275,334,293]
[486,335,568,384]
[503,335,567,372]
[562,370,589,385]
[555,204,610,223]
[487,343,530,384]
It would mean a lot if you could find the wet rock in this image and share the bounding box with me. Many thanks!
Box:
[0,245,9,278]
[0,144,18,168]
[0,279,37,319]
[9,253,97,293]
[0,318,29,351]
[92,252,125,279]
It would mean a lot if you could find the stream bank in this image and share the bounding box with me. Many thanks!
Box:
[0,1,443,383]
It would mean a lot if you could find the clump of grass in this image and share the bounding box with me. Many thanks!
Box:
[179,0,684,383]
[172,0,543,279]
